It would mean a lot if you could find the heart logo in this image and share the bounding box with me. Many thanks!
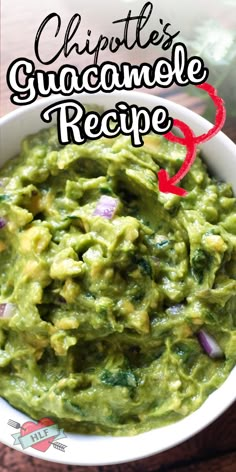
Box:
[20,417,56,452]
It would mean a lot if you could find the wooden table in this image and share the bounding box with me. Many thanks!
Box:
[0,2,235,470]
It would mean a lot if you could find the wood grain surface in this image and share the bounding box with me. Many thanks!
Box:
[0,1,235,470]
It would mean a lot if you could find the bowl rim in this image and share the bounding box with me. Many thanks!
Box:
[0,91,235,466]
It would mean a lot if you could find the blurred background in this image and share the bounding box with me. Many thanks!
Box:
[1,0,236,125]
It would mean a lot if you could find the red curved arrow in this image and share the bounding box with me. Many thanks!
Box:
[158,119,197,196]
[194,83,226,144]
[158,83,226,196]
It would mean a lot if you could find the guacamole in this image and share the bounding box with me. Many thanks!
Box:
[0,127,235,435]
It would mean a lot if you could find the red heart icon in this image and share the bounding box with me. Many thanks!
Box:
[20,417,56,452]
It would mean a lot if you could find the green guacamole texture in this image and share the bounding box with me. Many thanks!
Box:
[0,127,235,435]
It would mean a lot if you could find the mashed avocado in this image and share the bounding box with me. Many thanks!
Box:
[0,127,235,435]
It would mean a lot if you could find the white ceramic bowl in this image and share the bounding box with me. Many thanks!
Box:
[0,92,235,466]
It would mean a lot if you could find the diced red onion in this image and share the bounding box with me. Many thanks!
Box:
[93,196,118,219]
[0,218,7,229]
[168,304,183,315]
[197,329,224,358]
[0,303,15,318]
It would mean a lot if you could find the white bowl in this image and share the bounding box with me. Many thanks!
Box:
[0,92,236,466]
